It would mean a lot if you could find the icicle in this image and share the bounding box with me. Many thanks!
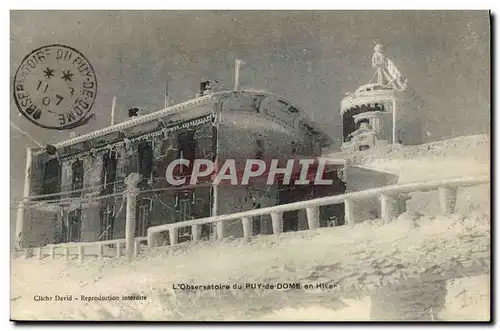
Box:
[123,138,132,151]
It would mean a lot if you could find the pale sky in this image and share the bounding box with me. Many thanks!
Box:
[9,11,490,236]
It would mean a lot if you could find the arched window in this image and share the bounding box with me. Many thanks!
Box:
[136,198,151,237]
[100,202,114,241]
[68,209,81,242]
[101,149,118,195]
[177,130,196,161]
[255,138,265,159]
[71,159,84,196]
[177,130,196,175]
[42,158,61,197]
[137,141,153,181]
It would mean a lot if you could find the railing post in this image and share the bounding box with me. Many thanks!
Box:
[49,246,55,259]
[216,222,225,240]
[306,206,320,230]
[192,225,201,242]
[439,187,457,214]
[344,199,354,225]
[124,173,141,261]
[64,247,69,260]
[134,240,141,258]
[380,194,399,222]
[241,216,252,240]
[24,248,33,259]
[116,242,122,258]
[78,245,84,262]
[169,228,178,246]
[147,229,160,248]
[37,248,42,260]
[271,212,283,235]
[97,243,103,260]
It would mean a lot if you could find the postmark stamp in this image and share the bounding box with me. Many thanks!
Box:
[13,44,97,130]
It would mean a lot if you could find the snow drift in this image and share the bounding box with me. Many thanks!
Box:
[11,134,490,321]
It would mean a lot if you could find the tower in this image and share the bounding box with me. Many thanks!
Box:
[340,44,424,152]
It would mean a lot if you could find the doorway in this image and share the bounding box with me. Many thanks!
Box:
[136,198,151,237]
[67,209,81,242]
[252,202,261,235]
[100,202,115,241]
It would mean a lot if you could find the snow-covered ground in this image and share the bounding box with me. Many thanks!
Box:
[343,134,489,183]
[10,134,491,321]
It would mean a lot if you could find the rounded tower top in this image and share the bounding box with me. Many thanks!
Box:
[341,44,409,114]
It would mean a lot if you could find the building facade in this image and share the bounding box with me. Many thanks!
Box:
[15,90,346,249]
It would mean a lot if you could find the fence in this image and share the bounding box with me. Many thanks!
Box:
[146,176,490,247]
[21,174,489,261]
[24,237,147,261]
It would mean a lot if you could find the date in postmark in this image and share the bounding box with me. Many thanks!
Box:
[13,44,97,130]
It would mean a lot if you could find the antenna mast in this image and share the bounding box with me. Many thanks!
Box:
[234,59,245,90]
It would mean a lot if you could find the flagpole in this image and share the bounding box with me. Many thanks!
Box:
[111,96,117,125]
[212,101,222,239]
[10,121,43,148]
[234,59,243,91]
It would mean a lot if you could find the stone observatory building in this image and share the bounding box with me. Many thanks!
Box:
[15,88,346,249]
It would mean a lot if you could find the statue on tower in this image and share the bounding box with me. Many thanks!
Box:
[372,44,388,86]
[371,43,408,91]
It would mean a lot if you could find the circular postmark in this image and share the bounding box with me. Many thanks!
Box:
[13,44,97,130]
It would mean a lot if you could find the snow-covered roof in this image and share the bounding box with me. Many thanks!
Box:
[340,85,398,114]
[33,89,330,155]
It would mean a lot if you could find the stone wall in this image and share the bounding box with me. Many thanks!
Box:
[24,208,60,247]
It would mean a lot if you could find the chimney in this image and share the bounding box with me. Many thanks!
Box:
[128,108,139,117]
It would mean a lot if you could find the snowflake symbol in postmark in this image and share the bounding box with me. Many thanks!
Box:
[61,70,74,82]
[43,67,54,79]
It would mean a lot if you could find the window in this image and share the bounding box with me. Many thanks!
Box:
[137,141,153,181]
[252,203,261,235]
[356,118,370,129]
[256,138,264,159]
[277,100,289,108]
[100,203,114,241]
[253,96,264,112]
[136,199,151,237]
[68,209,81,242]
[42,158,61,197]
[101,150,118,195]
[177,130,196,161]
[176,190,193,242]
[342,106,364,142]
[177,130,196,175]
[71,159,84,196]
